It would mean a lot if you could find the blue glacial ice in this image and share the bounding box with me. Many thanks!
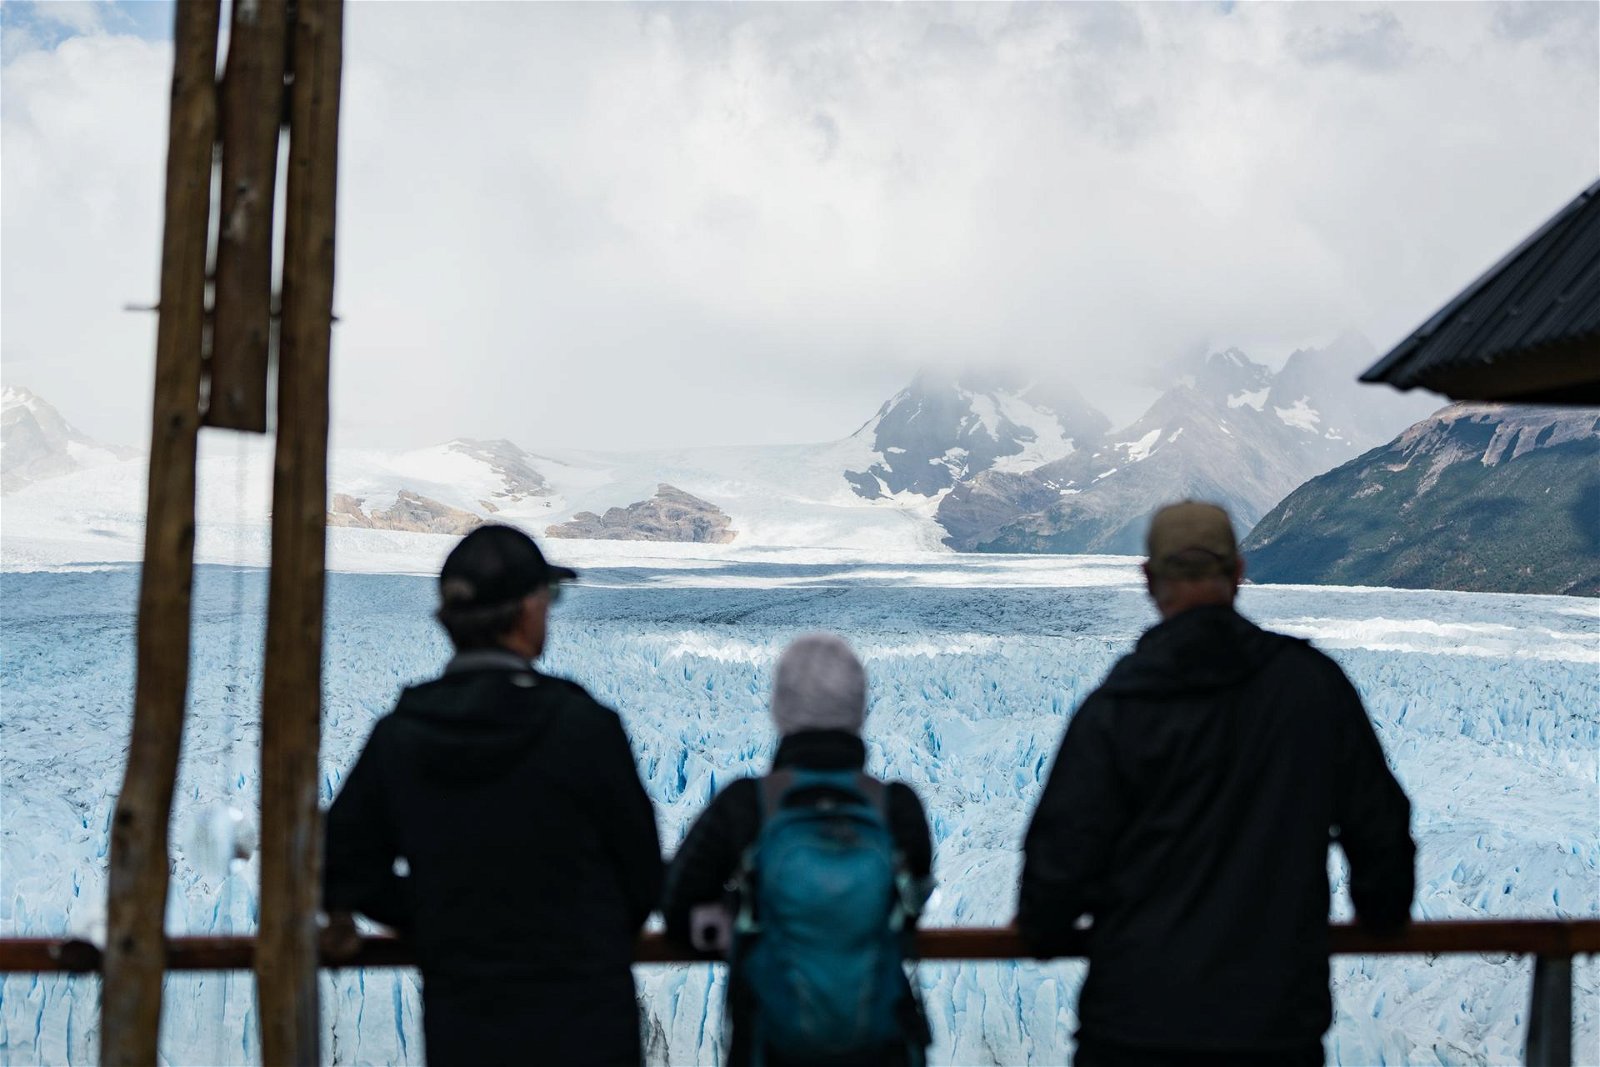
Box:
[0,564,1596,1064]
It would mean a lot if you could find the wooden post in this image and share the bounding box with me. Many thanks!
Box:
[209,0,290,432]
[1526,953,1574,1067]
[100,3,221,1064]
[256,0,342,1062]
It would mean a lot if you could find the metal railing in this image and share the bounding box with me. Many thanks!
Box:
[2,920,1596,1065]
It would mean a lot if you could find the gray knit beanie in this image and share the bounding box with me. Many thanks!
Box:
[770,634,868,736]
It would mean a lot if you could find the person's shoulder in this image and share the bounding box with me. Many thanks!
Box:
[883,778,927,810]
[1258,626,1344,674]
[882,779,930,827]
[1256,626,1363,701]
[717,775,761,805]
[689,775,760,828]
[531,671,614,716]
[1067,678,1120,727]
[361,708,400,744]
[530,673,647,752]
[1091,642,1151,702]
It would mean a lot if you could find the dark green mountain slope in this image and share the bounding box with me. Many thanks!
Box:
[1242,405,1599,596]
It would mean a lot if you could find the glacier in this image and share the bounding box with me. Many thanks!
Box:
[1,561,1596,1065]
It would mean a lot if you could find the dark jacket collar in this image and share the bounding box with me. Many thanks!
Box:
[773,729,866,771]
[1102,603,1292,697]
[444,648,533,675]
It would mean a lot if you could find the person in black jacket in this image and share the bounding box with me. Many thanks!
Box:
[323,525,662,1067]
[662,634,935,1066]
[1019,501,1415,1067]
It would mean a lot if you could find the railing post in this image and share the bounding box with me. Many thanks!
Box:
[1525,953,1573,1067]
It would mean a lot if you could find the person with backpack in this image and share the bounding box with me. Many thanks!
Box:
[323,525,663,1066]
[662,633,935,1067]
[1018,500,1415,1066]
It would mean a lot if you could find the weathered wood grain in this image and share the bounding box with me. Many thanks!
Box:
[209,0,289,432]
[100,3,221,1064]
[256,1,343,1063]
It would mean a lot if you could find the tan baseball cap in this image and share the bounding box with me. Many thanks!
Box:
[1145,500,1239,579]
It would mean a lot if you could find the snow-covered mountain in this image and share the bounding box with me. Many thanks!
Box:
[940,338,1441,554]
[1265,332,1441,469]
[1244,404,1600,596]
[0,410,951,571]
[844,371,1110,499]
[1,386,136,494]
[2,374,1104,566]
[0,342,1442,571]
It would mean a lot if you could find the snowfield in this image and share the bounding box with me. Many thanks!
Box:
[0,425,954,576]
[0,561,1596,1065]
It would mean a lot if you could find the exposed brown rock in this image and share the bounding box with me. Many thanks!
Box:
[545,484,735,543]
[328,490,484,535]
[448,439,549,501]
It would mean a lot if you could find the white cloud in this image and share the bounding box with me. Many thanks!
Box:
[31,1,106,36]
[2,2,1596,451]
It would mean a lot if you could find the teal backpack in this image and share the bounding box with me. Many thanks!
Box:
[733,768,923,1064]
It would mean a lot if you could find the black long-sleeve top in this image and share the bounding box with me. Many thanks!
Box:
[323,657,663,983]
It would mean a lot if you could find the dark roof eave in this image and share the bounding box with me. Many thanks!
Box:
[1361,178,1600,395]
[1368,332,1600,406]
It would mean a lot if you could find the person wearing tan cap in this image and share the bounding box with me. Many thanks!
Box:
[1017,500,1415,1067]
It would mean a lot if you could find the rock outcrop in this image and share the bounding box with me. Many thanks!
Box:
[545,484,736,543]
[328,490,484,535]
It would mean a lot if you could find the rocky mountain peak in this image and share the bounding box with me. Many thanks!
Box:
[1267,333,1439,450]
[1168,347,1276,407]
[2,387,135,494]
[845,371,1110,500]
[446,438,550,501]
[936,338,1450,555]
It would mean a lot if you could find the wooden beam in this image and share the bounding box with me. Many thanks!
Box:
[256,0,342,1063]
[208,0,289,432]
[99,3,220,1064]
[5,921,1599,975]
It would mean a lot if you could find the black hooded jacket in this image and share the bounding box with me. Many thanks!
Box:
[324,655,663,987]
[1019,605,1415,1052]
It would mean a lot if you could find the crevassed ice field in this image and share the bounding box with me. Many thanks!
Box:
[1,559,1596,1066]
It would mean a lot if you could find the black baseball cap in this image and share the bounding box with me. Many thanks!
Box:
[438,525,577,609]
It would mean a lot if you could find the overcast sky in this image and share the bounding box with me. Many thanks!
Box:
[2,1,1596,451]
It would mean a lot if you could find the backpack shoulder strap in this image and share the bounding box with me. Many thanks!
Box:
[756,768,796,825]
[853,771,889,822]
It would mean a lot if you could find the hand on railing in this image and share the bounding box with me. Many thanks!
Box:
[320,912,362,965]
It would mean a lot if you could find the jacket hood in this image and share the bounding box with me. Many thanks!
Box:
[772,729,867,771]
[1100,604,1295,698]
[390,667,555,783]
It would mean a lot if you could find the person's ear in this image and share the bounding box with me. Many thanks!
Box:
[1233,556,1247,587]
[1142,561,1157,598]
